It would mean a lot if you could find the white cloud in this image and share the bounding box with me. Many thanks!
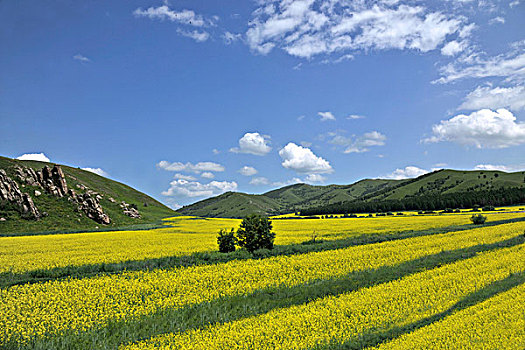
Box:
[440,40,467,56]
[347,114,365,120]
[459,85,525,111]
[239,166,258,176]
[162,179,237,197]
[435,50,525,84]
[133,5,210,27]
[81,167,109,177]
[279,142,333,174]
[212,149,220,155]
[16,153,50,162]
[489,16,505,25]
[157,160,225,173]
[424,108,525,148]
[201,172,215,179]
[384,166,429,179]
[73,54,90,63]
[246,1,467,59]
[173,173,197,181]
[249,177,270,185]
[177,29,210,42]
[305,174,326,183]
[510,0,520,7]
[230,132,272,155]
[223,31,242,44]
[474,164,511,171]
[318,111,336,121]
[329,131,387,153]
[297,115,306,121]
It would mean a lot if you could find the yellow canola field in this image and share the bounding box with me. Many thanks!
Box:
[123,244,525,350]
[0,222,523,345]
[372,283,525,350]
[1,212,523,274]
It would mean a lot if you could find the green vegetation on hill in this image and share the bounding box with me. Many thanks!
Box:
[177,179,403,218]
[178,169,525,218]
[0,156,176,235]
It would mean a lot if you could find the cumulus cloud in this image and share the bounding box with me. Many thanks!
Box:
[424,108,525,148]
[73,54,90,62]
[246,1,468,59]
[279,143,333,174]
[239,166,258,176]
[201,172,215,179]
[305,174,326,183]
[384,166,429,179]
[157,160,225,173]
[249,177,270,185]
[459,85,525,111]
[318,111,336,121]
[161,179,237,197]
[173,173,197,181]
[440,40,467,56]
[329,131,386,153]
[347,114,365,120]
[81,167,109,177]
[16,153,50,162]
[230,132,272,155]
[176,29,210,42]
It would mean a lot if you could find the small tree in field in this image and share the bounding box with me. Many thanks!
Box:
[470,214,487,225]
[217,228,237,253]
[236,214,275,252]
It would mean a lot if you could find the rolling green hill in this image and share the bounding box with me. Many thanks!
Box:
[178,178,404,218]
[0,156,176,235]
[178,169,525,218]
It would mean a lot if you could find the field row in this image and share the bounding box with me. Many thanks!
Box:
[123,244,525,349]
[1,212,523,274]
[372,282,525,349]
[1,221,523,346]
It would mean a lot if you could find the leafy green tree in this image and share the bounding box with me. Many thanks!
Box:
[236,214,275,252]
[470,214,487,225]
[217,228,236,253]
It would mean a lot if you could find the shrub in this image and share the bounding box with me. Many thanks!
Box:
[470,214,487,225]
[217,228,236,253]
[236,214,275,252]
[482,205,495,211]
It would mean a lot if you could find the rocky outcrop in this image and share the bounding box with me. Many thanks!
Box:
[14,164,112,225]
[77,193,111,225]
[0,169,40,220]
[120,201,141,219]
[15,164,68,197]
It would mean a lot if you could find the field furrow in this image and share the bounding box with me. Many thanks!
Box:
[122,244,525,350]
[0,222,523,346]
[369,282,525,350]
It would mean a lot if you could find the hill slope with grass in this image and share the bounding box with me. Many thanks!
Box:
[0,156,176,235]
[178,179,404,218]
[178,169,525,218]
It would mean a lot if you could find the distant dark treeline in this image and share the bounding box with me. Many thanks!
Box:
[300,187,525,216]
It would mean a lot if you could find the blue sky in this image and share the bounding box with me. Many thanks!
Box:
[1,0,524,209]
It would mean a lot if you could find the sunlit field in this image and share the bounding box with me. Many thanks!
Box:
[1,208,524,349]
[1,210,523,274]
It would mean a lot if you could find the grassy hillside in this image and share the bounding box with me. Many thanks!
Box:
[0,156,176,235]
[366,169,525,201]
[178,169,525,218]
[178,179,403,218]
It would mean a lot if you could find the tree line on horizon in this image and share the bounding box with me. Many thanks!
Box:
[299,187,525,216]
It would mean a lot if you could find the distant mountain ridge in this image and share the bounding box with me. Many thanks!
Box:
[177,169,525,218]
